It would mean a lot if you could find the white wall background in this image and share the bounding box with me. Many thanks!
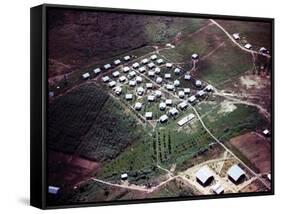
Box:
[0,0,279,213]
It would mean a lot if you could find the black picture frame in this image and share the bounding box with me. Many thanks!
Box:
[30,3,274,209]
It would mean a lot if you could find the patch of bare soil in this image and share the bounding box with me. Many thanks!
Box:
[218,100,237,115]
[229,132,271,174]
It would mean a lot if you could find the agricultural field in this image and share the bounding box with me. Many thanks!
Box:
[47,9,273,206]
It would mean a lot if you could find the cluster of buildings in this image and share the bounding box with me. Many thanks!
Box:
[195,164,246,194]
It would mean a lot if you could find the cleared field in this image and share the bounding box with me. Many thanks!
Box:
[229,132,271,173]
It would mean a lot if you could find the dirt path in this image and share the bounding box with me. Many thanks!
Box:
[209,19,271,59]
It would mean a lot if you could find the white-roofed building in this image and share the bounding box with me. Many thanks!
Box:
[196,166,214,186]
[119,76,127,83]
[114,59,121,65]
[139,66,146,73]
[146,83,153,89]
[124,55,131,61]
[112,71,120,77]
[159,102,166,110]
[104,63,111,70]
[178,91,185,98]
[114,86,122,95]
[93,68,101,74]
[132,62,140,68]
[148,62,155,68]
[188,95,196,103]
[155,90,162,98]
[164,73,171,79]
[129,71,136,78]
[136,76,143,83]
[123,66,130,73]
[259,47,268,53]
[206,85,213,92]
[134,102,142,110]
[177,113,195,126]
[174,80,180,87]
[148,71,155,77]
[125,94,133,100]
[169,108,179,116]
[165,99,173,106]
[244,43,252,49]
[174,68,181,74]
[121,173,128,180]
[82,72,90,79]
[211,183,224,194]
[145,112,153,120]
[195,80,202,87]
[129,80,136,87]
[148,95,155,102]
[155,67,161,74]
[157,58,164,64]
[184,74,191,80]
[48,186,60,195]
[156,77,163,84]
[141,58,149,64]
[197,90,205,97]
[150,54,157,60]
[137,87,145,96]
[184,88,191,94]
[262,129,270,136]
[178,101,189,110]
[191,53,199,60]
[232,33,240,40]
[108,81,116,88]
[166,84,174,91]
[102,76,110,82]
[159,114,168,123]
[227,164,246,184]
[166,63,173,68]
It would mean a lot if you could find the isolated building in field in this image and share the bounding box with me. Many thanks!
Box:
[159,114,169,123]
[178,91,185,98]
[93,68,101,75]
[137,87,145,96]
[148,95,156,102]
[112,71,120,78]
[259,47,268,53]
[146,83,153,89]
[148,62,155,68]
[104,63,111,70]
[134,102,142,110]
[141,58,149,64]
[155,90,162,98]
[150,54,157,60]
[102,76,110,82]
[82,72,90,80]
[196,166,214,186]
[139,66,146,73]
[48,186,60,195]
[174,80,180,87]
[148,71,155,77]
[232,33,240,40]
[119,76,127,83]
[157,58,164,64]
[174,68,181,75]
[211,183,224,194]
[184,88,191,94]
[227,164,246,184]
[166,63,173,68]
[136,76,143,83]
[188,95,196,103]
[125,94,133,100]
[262,129,270,136]
[164,73,171,79]
[124,55,131,61]
[191,53,199,60]
[159,102,166,110]
[145,112,153,120]
[156,77,163,84]
[169,108,179,116]
[155,67,161,74]
[184,74,191,80]
[244,43,252,49]
[132,62,140,69]
[108,81,116,88]
[177,113,195,126]
[121,173,128,180]
[178,101,189,110]
[123,66,130,73]
[114,59,121,65]
[129,80,136,87]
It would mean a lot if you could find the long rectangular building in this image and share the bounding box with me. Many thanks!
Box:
[177,113,195,126]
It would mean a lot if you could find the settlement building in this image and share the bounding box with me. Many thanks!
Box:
[114,59,121,65]
[211,183,224,194]
[125,94,133,100]
[145,112,153,120]
[159,114,169,123]
[150,54,157,60]
[227,164,246,184]
[244,43,252,49]
[134,102,142,110]
[93,68,101,74]
[119,76,127,83]
[102,76,110,82]
[124,55,131,61]
[177,113,195,126]
[48,186,60,195]
[196,166,214,186]
[82,72,90,79]
[104,63,111,70]
[123,66,130,73]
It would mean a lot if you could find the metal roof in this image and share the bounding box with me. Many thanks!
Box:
[196,166,213,184]
[227,164,245,182]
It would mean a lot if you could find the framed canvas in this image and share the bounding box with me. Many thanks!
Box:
[30,4,274,209]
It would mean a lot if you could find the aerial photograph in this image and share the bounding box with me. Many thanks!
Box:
[47,8,272,206]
